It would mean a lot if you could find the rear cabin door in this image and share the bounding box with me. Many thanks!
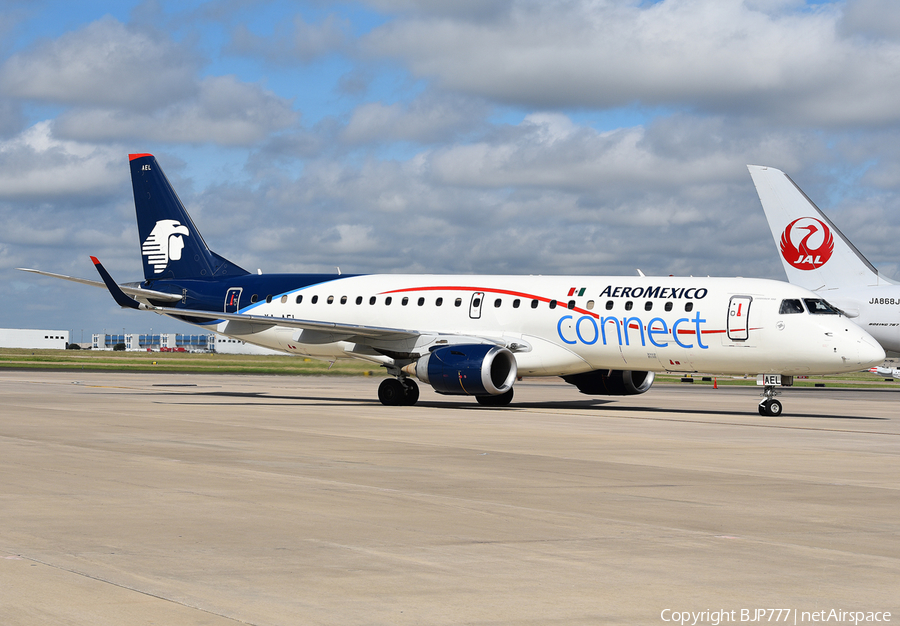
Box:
[225,288,242,313]
[727,296,752,341]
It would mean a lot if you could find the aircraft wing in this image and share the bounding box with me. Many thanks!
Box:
[17,267,183,303]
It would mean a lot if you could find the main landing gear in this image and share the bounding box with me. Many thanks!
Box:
[758,384,783,416]
[376,376,515,407]
[378,377,419,406]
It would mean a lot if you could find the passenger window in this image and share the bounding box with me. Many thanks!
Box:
[605,300,613,310]
[402,297,409,306]
[586,300,594,310]
[644,301,652,311]
[455,298,462,307]
[281,295,287,304]
[624,301,633,311]
[436,297,443,306]
[296,295,303,304]
[685,302,693,312]
[513,299,521,308]
[369,296,376,305]
[804,298,839,314]
[340,296,347,304]
[311,295,318,304]
[356,296,363,305]
[549,300,557,310]
[567,300,575,309]
[266,295,273,304]
[531,299,539,309]
[779,299,804,314]
[251,294,258,303]
[327,296,334,304]
[494,298,502,308]
[664,302,672,312]
[385,296,392,305]
[418,297,425,306]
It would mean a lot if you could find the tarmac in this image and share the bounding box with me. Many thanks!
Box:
[1,370,898,625]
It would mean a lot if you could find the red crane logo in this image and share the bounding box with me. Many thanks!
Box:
[780,218,834,270]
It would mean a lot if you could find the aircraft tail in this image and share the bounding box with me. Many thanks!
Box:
[747,165,894,290]
[129,153,249,281]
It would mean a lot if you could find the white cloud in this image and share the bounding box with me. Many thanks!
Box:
[342,92,488,144]
[365,0,900,126]
[53,76,298,145]
[0,121,123,199]
[228,14,350,63]
[0,17,198,110]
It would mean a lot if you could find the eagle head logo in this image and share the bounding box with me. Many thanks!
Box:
[142,219,190,274]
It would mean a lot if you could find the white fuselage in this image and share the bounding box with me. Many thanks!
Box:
[206,275,884,377]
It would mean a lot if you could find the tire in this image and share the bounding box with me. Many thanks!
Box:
[766,399,783,417]
[378,378,405,406]
[758,402,767,416]
[476,388,514,407]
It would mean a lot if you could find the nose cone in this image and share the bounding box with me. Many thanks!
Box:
[858,335,886,369]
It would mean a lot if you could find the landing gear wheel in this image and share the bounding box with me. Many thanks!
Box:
[758,382,784,417]
[476,388,514,407]
[401,379,419,406]
[378,378,405,406]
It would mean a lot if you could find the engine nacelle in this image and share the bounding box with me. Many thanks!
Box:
[562,369,655,396]
[404,344,518,396]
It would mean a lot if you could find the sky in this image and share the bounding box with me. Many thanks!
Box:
[4,0,900,337]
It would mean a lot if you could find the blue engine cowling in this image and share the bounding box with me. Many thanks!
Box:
[561,369,655,395]
[409,344,518,396]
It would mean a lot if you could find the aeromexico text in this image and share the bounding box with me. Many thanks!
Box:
[599,285,708,299]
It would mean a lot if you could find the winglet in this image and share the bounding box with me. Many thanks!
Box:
[90,257,143,309]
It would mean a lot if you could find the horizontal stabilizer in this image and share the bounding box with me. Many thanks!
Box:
[16,267,184,303]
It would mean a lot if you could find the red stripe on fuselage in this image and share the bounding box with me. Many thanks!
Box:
[380,285,601,318]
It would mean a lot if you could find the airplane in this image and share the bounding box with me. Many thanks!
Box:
[869,366,900,380]
[749,165,900,357]
[18,154,885,416]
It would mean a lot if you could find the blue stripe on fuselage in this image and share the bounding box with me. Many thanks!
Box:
[142,274,361,313]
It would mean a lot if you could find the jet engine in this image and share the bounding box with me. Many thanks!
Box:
[562,369,655,396]
[403,344,517,396]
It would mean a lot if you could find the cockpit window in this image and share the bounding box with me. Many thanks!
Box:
[804,298,840,315]
[779,299,804,314]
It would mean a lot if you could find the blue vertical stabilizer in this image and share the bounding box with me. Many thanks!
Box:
[129,153,249,281]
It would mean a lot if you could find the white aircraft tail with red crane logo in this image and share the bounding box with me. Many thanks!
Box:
[748,165,895,291]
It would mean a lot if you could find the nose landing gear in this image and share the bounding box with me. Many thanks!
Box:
[758,384,783,416]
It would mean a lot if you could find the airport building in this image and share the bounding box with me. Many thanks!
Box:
[0,328,70,349]
[3,327,278,355]
[213,335,282,355]
[92,333,214,352]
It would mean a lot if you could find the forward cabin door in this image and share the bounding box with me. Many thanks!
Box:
[469,292,485,319]
[727,296,752,341]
